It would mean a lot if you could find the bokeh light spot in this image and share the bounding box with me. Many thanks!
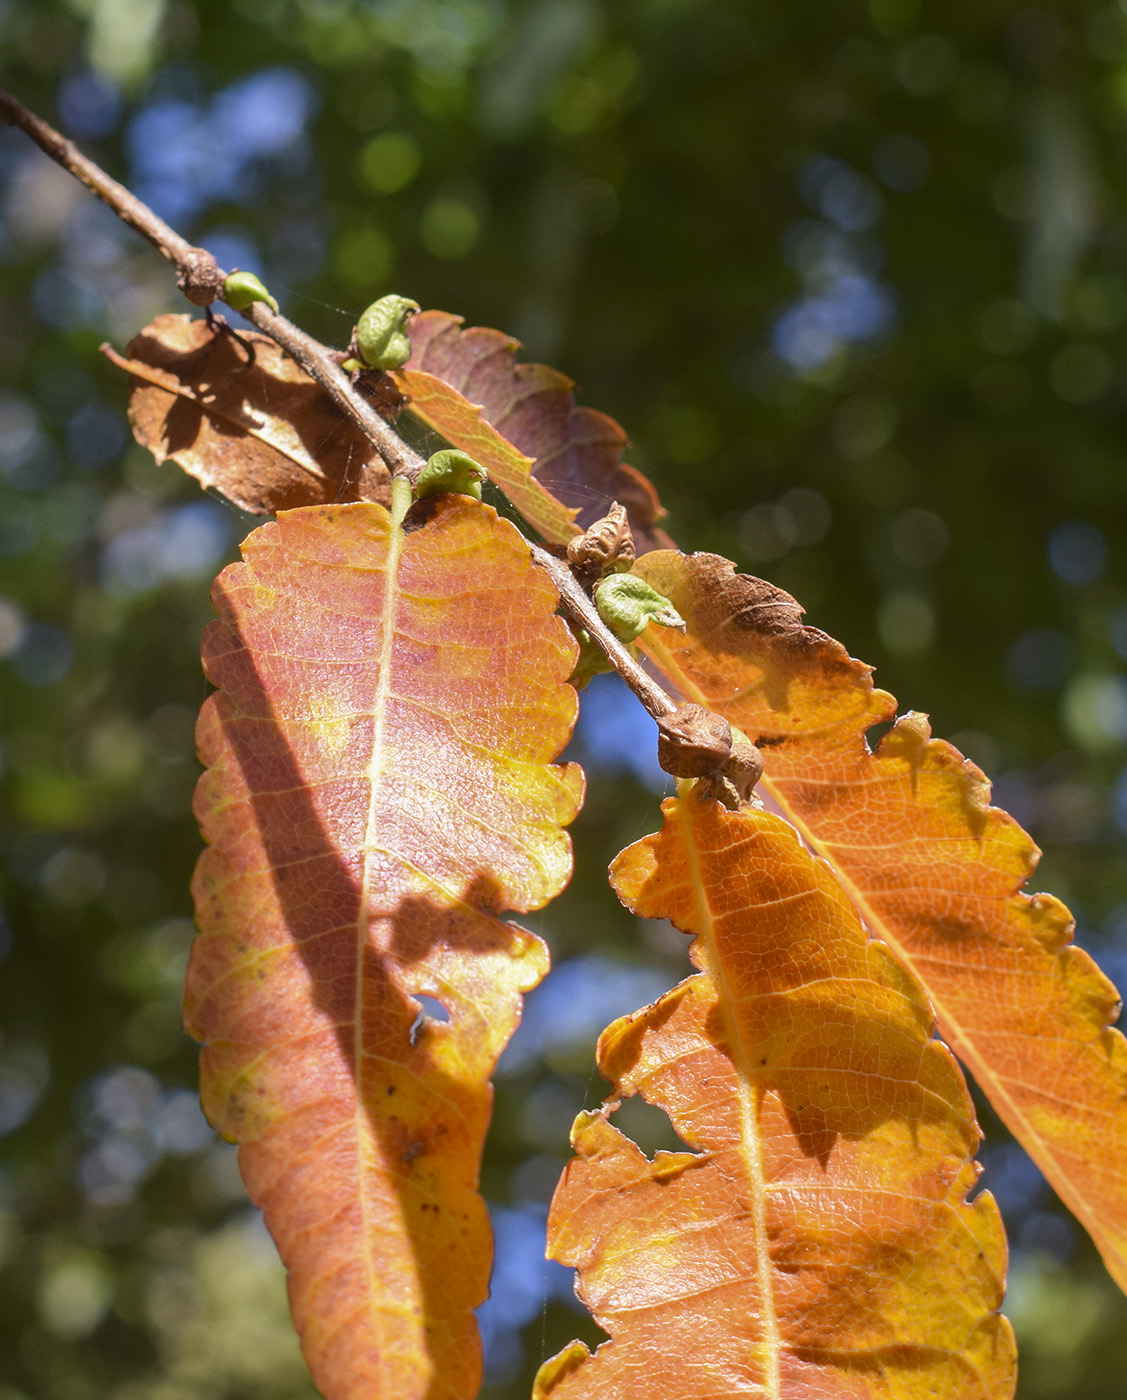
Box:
[1006,626,1073,693]
[420,195,481,259]
[889,508,949,568]
[357,132,422,195]
[1047,520,1108,585]
[877,591,935,657]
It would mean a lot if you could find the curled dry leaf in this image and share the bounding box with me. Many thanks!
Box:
[655,703,731,778]
[723,737,765,804]
[103,313,394,514]
[399,311,673,551]
[539,790,1013,1400]
[634,548,1127,1296]
[187,497,583,1400]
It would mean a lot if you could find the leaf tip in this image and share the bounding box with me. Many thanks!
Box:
[570,1106,608,1151]
[533,1339,591,1398]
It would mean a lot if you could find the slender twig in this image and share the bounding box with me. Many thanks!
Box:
[239,301,424,479]
[529,546,677,719]
[0,83,680,716]
[0,86,224,304]
[0,84,420,480]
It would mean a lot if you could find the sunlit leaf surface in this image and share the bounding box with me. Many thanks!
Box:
[394,363,581,544]
[105,314,394,513]
[186,498,583,1400]
[634,550,1127,1297]
[539,789,1012,1400]
[401,311,672,550]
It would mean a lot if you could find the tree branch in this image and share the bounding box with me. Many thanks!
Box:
[239,301,424,480]
[528,546,676,720]
[0,83,680,720]
[0,86,224,305]
[0,84,422,481]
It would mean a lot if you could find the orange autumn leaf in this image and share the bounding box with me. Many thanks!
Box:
[394,364,581,543]
[538,789,1013,1400]
[186,497,583,1400]
[103,314,395,513]
[632,550,1127,1296]
[399,310,672,551]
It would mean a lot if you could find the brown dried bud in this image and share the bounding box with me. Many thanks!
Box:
[566,502,635,583]
[720,738,764,803]
[178,248,226,307]
[656,703,732,779]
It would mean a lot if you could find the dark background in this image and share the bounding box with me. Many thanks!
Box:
[1,0,1127,1395]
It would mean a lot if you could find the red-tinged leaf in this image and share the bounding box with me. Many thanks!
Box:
[538,790,1013,1400]
[186,497,584,1400]
[399,310,672,551]
[394,364,582,544]
[632,549,1127,1296]
[103,314,394,513]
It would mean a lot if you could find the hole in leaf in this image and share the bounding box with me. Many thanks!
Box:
[409,994,451,1045]
[611,1095,694,1158]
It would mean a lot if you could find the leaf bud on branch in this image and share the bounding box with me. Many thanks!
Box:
[565,501,635,584]
[223,269,279,314]
[415,450,487,501]
[594,574,686,643]
[344,294,421,372]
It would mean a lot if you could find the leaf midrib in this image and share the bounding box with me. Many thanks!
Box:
[676,798,781,1400]
[354,508,416,1378]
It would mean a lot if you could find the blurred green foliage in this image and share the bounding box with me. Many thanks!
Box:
[2,0,1127,1396]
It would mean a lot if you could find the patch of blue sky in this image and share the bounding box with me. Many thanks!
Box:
[798,154,883,233]
[772,154,899,372]
[573,671,668,791]
[101,500,235,596]
[477,1203,578,1383]
[127,67,319,227]
[66,399,127,470]
[500,954,672,1074]
[56,69,122,141]
[978,1140,1050,1220]
[199,227,266,284]
[772,273,898,371]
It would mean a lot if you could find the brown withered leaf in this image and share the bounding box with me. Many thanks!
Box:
[102,313,393,514]
[402,311,673,553]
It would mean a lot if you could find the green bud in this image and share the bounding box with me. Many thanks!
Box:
[223,270,279,314]
[353,294,420,371]
[567,627,614,690]
[594,574,686,643]
[415,450,487,501]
